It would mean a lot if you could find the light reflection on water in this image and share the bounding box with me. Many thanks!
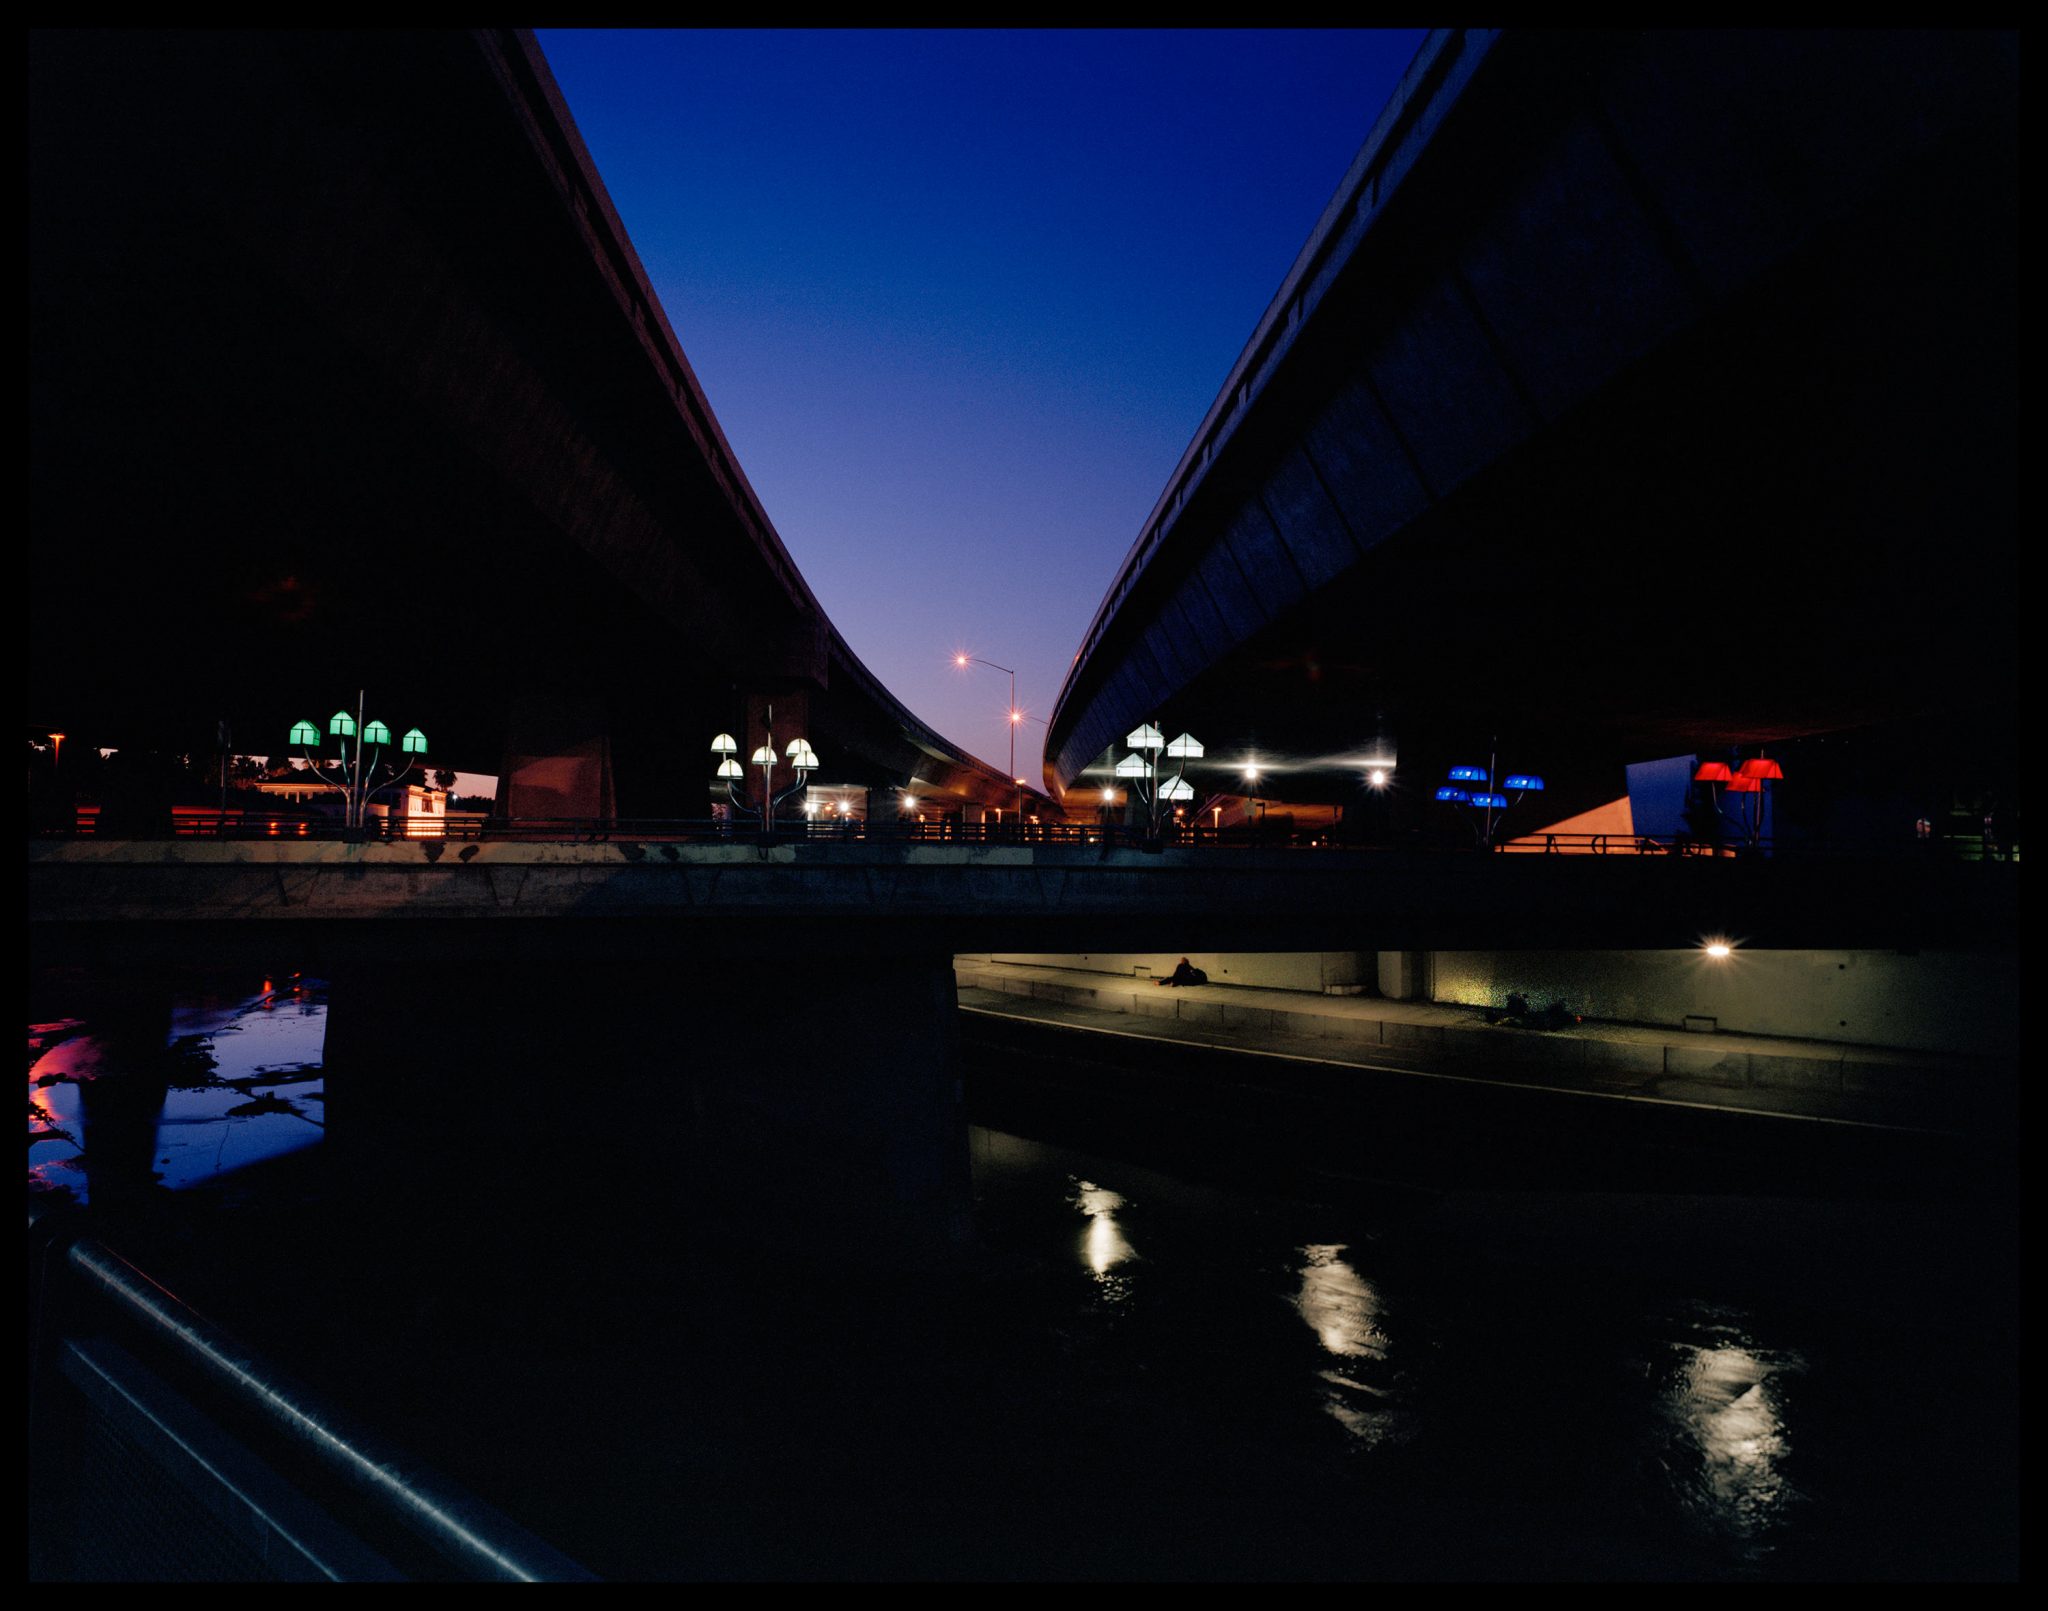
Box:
[986,1132,1859,1570]
[26,977,328,1203]
[1652,1314,1806,1557]
[1292,1243,1407,1449]
[1069,1179,1134,1281]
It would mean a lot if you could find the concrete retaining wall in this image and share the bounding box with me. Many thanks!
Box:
[969,951,1370,993]
[1428,949,2017,1058]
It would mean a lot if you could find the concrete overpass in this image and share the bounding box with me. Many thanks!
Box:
[1043,29,2018,827]
[29,29,1042,821]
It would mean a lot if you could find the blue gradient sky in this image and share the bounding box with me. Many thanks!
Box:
[535,28,1426,781]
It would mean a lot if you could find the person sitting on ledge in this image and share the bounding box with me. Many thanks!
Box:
[1158,957,1209,987]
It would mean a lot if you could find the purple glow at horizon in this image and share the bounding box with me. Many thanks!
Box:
[535,28,1426,781]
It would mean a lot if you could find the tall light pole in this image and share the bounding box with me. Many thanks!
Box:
[953,653,1018,816]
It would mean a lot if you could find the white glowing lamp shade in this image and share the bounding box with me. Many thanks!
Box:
[1115,754,1149,778]
[795,744,820,769]
[1165,733,1204,759]
[711,733,738,755]
[716,758,744,780]
[1127,723,1165,751]
[750,746,776,766]
[1161,777,1195,801]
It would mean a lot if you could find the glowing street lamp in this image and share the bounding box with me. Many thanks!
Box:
[288,691,427,830]
[1693,753,1784,849]
[1117,722,1202,839]
[710,711,818,831]
[1435,743,1542,848]
[953,652,1021,810]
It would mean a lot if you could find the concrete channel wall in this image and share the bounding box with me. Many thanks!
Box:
[962,948,2016,1059]
[953,956,2002,1112]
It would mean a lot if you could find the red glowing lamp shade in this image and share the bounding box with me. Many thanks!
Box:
[1738,758,1784,780]
[1693,762,1734,783]
[1725,774,1763,794]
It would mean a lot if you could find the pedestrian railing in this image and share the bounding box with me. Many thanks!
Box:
[27,810,2015,861]
[27,1202,596,1582]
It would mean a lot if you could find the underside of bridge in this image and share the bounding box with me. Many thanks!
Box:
[30,29,1034,818]
[1045,30,2018,832]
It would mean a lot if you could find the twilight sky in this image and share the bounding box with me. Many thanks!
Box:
[535,28,1426,782]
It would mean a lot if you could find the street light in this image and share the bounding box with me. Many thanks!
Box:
[1697,753,1784,850]
[710,711,818,833]
[288,691,427,831]
[1434,741,1542,848]
[953,652,1020,812]
[1115,722,1202,839]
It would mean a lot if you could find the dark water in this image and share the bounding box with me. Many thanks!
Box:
[28,975,326,1203]
[26,972,2021,1580]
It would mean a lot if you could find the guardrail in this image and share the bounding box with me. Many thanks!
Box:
[26,811,2020,861]
[27,1202,596,1582]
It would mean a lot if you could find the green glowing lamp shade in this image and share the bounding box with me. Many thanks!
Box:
[289,720,320,746]
[329,711,357,739]
[400,728,428,755]
[362,720,392,746]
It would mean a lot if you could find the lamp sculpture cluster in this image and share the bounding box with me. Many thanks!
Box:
[711,717,818,828]
[1115,723,1203,839]
[288,692,427,831]
[1693,754,1783,849]
[1435,754,1543,848]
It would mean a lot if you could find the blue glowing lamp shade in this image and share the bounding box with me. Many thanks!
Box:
[1470,793,1509,810]
[328,710,357,739]
[1448,765,1488,783]
[1503,774,1544,792]
[362,720,392,747]
[1436,787,1469,803]
[400,728,428,756]
[289,720,320,746]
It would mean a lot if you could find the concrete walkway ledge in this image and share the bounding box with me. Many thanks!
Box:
[953,959,1981,1113]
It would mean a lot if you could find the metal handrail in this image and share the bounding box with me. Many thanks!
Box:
[29,1207,596,1582]
[27,811,2016,861]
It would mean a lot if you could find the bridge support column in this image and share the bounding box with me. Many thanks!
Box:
[320,948,972,1272]
[498,692,615,820]
[1376,950,1432,1002]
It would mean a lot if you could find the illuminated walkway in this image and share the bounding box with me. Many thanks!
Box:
[954,960,2001,1134]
